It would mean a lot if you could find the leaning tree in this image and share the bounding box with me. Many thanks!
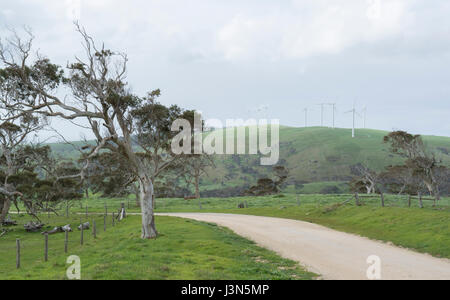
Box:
[0,25,192,238]
[349,163,379,194]
[383,131,447,204]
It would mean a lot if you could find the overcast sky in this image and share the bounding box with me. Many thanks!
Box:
[1,0,450,140]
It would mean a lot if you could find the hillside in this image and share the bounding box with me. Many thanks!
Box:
[48,127,450,195]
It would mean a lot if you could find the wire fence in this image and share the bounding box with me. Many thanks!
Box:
[154,194,450,211]
[0,202,126,271]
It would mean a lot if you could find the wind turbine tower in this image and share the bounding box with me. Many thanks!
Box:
[327,103,337,129]
[303,108,308,127]
[345,104,357,138]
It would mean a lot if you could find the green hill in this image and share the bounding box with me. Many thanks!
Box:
[48,127,450,195]
[200,126,450,194]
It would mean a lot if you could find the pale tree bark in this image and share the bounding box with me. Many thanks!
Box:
[0,196,13,224]
[139,175,157,239]
[418,192,423,208]
[133,184,140,207]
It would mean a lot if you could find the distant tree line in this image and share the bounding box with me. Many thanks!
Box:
[350,131,450,205]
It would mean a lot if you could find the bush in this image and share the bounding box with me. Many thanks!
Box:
[320,185,341,194]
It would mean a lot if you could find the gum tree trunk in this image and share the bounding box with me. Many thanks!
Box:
[139,176,157,239]
[418,192,423,208]
[0,198,11,224]
[0,199,5,223]
[133,184,140,207]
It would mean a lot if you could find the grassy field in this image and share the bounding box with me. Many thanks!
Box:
[3,193,448,280]
[0,214,316,280]
[61,193,450,214]
[61,193,450,259]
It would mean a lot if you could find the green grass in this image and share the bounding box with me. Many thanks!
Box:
[52,193,450,259]
[75,193,450,255]
[283,181,350,194]
[5,193,448,280]
[0,214,316,280]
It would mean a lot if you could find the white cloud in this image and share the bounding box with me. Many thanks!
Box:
[1,0,450,137]
[216,0,416,61]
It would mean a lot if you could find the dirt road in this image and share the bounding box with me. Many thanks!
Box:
[158,213,450,280]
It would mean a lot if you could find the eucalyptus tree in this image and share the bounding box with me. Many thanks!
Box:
[349,163,378,194]
[87,152,135,198]
[0,49,49,222]
[177,153,214,199]
[384,131,448,204]
[0,25,191,238]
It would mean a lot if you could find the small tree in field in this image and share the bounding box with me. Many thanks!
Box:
[349,163,378,194]
[177,154,214,199]
[380,165,421,195]
[245,165,289,196]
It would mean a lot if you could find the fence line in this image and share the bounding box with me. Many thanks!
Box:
[16,239,20,269]
[1,203,127,271]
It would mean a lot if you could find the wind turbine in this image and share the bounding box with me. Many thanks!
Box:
[303,107,309,127]
[327,103,337,129]
[345,103,358,138]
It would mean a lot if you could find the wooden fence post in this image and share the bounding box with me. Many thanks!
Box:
[380,193,385,207]
[408,195,412,208]
[419,192,424,209]
[112,212,115,227]
[80,224,84,245]
[65,231,69,254]
[93,220,97,239]
[120,203,126,219]
[104,215,106,232]
[85,204,88,218]
[355,193,360,206]
[44,233,48,262]
[105,202,108,216]
[66,201,69,218]
[16,239,20,269]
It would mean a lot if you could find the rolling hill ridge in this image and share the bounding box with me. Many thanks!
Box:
[48,127,450,195]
